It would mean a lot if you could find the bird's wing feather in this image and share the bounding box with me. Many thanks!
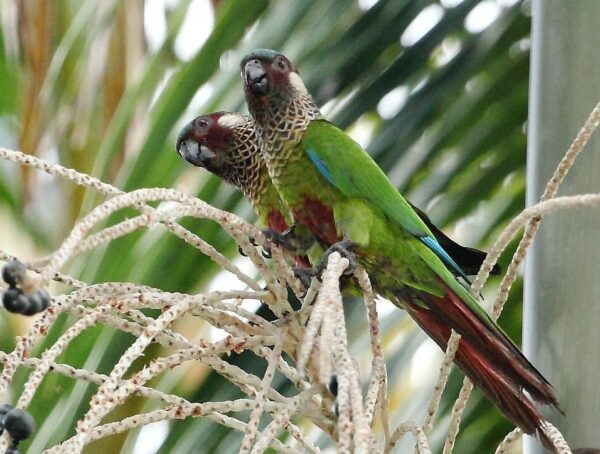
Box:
[302,119,469,282]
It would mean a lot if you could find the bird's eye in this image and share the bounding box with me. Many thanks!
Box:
[274,57,289,72]
[197,118,209,129]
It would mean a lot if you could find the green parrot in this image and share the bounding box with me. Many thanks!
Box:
[176,111,499,277]
[240,49,559,447]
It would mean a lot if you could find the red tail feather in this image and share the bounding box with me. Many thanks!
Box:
[403,290,558,450]
[423,282,558,407]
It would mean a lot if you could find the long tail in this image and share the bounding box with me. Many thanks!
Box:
[402,286,559,450]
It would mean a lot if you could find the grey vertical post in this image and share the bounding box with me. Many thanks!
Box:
[525,0,600,452]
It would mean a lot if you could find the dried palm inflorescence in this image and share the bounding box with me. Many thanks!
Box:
[0,97,597,453]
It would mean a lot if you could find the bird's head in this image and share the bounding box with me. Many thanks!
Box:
[240,49,306,101]
[176,112,249,176]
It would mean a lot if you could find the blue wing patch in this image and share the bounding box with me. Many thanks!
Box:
[308,144,470,284]
[420,235,471,284]
[307,148,337,187]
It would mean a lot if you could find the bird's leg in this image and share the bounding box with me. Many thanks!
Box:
[316,238,357,279]
[293,266,315,293]
[262,224,316,256]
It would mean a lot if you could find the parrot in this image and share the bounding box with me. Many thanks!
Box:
[239,49,560,447]
[176,111,315,270]
[176,111,499,277]
[176,112,291,237]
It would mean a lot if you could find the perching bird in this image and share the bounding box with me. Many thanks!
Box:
[175,111,499,277]
[176,111,315,270]
[240,49,559,447]
[176,112,292,236]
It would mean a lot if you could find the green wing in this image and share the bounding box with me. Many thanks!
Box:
[302,119,470,284]
[303,120,432,235]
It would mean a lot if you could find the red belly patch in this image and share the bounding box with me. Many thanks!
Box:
[294,197,340,245]
[267,209,289,234]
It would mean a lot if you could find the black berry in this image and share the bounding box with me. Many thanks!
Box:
[2,261,26,288]
[22,292,44,316]
[0,403,13,437]
[2,289,28,314]
[3,408,35,442]
[39,290,51,310]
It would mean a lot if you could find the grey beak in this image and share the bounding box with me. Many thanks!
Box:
[244,59,268,94]
[177,139,215,167]
[176,122,193,153]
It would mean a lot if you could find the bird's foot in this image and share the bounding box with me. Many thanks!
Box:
[316,239,357,279]
[293,267,315,294]
[262,224,315,257]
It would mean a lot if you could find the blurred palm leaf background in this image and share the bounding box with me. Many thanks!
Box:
[0,0,530,452]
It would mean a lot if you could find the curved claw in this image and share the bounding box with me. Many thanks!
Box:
[261,246,272,259]
[261,224,315,256]
[293,267,315,293]
[317,239,357,278]
[239,237,259,257]
[328,374,338,397]
[328,374,340,417]
[341,257,357,276]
